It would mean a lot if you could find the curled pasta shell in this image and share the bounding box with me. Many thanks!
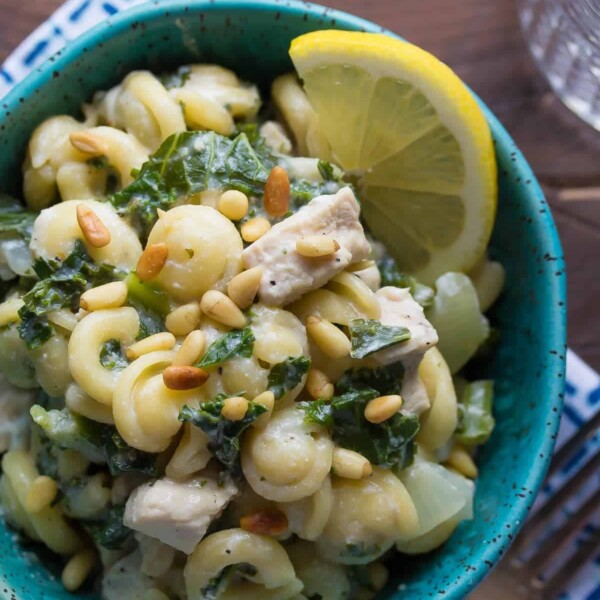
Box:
[184,528,301,600]
[68,307,140,406]
[242,407,333,502]
[113,350,199,453]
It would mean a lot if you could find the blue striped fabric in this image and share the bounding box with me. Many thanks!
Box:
[0,1,598,597]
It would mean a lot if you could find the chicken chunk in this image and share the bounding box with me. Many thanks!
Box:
[373,287,439,415]
[242,186,370,306]
[124,476,237,554]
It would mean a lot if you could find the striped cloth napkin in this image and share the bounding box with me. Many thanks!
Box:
[1,1,599,597]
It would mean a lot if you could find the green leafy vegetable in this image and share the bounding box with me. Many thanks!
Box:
[268,356,311,400]
[100,429,160,477]
[31,406,159,476]
[108,130,347,239]
[125,273,170,316]
[0,194,37,241]
[336,362,405,396]
[196,328,255,368]
[100,339,128,371]
[30,405,105,462]
[83,504,132,550]
[300,388,420,471]
[455,380,495,446]
[377,255,434,308]
[161,65,192,89]
[200,564,259,600]
[179,396,267,474]
[17,241,119,349]
[348,318,411,359]
[317,159,336,181]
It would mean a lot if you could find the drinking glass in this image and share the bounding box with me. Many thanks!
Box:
[519,0,600,131]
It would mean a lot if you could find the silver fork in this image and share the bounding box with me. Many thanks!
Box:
[470,410,600,600]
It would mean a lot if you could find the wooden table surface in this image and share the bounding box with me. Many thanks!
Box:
[1,0,600,371]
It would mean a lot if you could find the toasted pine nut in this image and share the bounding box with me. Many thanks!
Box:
[241,217,271,243]
[332,448,372,480]
[79,281,128,311]
[218,190,249,221]
[446,446,478,479]
[126,332,176,360]
[227,266,263,309]
[221,396,249,421]
[25,476,58,513]
[0,298,24,327]
[264,166,290,217]
[163,365,209,390]
[240,508,288,536]
[200,290,246,329]
[252,391,275,428]
[61,549,96,592]
[367,563,389,591]
[136,243,169,282]
[76,204,111,248]
[296,235,340,258]
[165,302,202,336]
[70,131,109,155]
[306,368,334,400]
[305,315,351,359]
[364,395,403,424]
[173,330,207,366]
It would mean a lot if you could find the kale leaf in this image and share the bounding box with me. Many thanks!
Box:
[348,318,411,359]
[196,328,255,368]
[377,255,434,308]
[0,194,37,241]
[179,396,267,475]
[456,380,495,446]
[268,356,311,400]
[17,241,118,349]
[83,504,132,550]
[124,274,169,340]
[300,362,418,471]
[31,406,159,477]
[107,130,347,239]
[99,339,129,371]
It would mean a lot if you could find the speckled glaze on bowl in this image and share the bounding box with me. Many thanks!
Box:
[0,1,567,598]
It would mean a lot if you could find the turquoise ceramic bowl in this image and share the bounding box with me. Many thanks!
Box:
[0,1,567,598]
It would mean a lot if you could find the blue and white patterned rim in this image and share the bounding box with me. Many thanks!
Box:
[1,1,599,598]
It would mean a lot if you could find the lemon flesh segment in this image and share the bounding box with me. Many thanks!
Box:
[290,31,497,284]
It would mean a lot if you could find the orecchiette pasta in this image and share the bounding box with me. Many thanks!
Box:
[30,199,143,270]
[165,423,211,480]
[278,474,333,541]
[0,327,37,389]
[113,350,199,452]
[242,407,333,502]
[65,383,115,424]
[286,540,351,600]
[147,205,244,303]
[317,468,419,564]
[416,347,458,451]
[68,307,140,405]
[1,450,82,555]
[184,529,302,600]
[30,332,72,397]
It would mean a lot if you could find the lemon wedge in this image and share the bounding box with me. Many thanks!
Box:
[290,31,497,284]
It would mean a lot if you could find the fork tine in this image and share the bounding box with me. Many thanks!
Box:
[531,531,600,594]
[523,487,600,574]
[511,451,600,555]
[547,410,600,478]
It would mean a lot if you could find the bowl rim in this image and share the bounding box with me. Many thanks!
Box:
[0,1,567,598]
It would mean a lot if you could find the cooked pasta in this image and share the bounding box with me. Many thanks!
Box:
[0,60,502,600]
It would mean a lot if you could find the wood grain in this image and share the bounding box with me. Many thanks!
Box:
[1,0,599,370]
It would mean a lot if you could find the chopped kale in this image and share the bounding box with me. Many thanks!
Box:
[17,241,119,349]
[348,318,411,359]
[179,396,267,475]
[83,504,132,550]
[336,362,405,397]
[196,328,255,368]
[99,339,129,371]
[0,193,37,241]
[268,356,311,400]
